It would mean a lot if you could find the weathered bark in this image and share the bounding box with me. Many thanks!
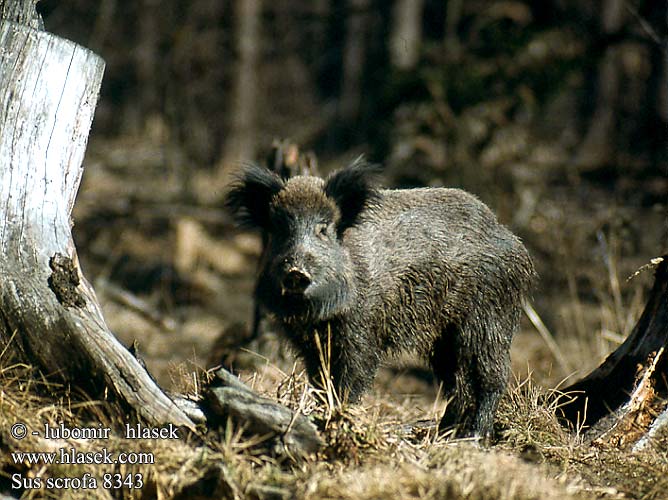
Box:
[0,19,193,429]
[634,403,668,451]
[588,347,667,450]
[204,368,324,458]
[558,256,668,447]
[0,0,42,29]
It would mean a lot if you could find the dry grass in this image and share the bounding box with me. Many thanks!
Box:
[3,345,667,500]
[2,267,659,498]
[0,361,232,500]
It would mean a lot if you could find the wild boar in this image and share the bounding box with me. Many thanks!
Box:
[225,160,535,441]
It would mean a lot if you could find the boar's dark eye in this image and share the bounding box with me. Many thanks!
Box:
[315,223,330,239]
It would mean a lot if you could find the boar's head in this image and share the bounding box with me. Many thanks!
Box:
[225,159,379,321]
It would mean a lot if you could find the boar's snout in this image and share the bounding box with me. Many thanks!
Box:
[281,267,312,295]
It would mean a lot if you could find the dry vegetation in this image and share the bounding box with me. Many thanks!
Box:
[3,344,668,500]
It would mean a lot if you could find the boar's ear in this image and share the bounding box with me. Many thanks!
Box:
[224,165,284,229]
[324,158,381,233]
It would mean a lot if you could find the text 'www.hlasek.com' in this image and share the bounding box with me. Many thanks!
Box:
[9,421,180,492]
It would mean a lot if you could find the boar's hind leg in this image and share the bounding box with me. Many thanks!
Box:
[432,326,475,435]
[434,317,512,443]
[468,312,514,443]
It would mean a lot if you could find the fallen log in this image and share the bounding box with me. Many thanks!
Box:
[203,368,324,458]
[558,256,668,448]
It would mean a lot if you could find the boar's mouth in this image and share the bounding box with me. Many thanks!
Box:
[258,279,353,323]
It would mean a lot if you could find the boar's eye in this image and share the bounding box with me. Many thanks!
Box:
[315,223,331,240]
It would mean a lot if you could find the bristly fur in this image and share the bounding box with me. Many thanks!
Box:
[324,157,382,236]
[224,165,284,229]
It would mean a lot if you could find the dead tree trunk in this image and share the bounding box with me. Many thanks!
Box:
[558,256,668,448]
[0,19,193,429]
[0,0,42,29]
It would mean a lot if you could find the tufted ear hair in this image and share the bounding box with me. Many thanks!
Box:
[224,164,284,229]
[324,157,381,235]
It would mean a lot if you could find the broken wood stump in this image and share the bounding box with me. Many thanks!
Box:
[558,256,668,449]
[203,368,324,458]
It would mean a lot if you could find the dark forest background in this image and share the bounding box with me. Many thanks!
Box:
[37,0,667,174]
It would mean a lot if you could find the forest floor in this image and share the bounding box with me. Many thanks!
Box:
[1,136,667,499]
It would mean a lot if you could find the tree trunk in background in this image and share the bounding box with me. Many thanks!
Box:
[220,0,261,171]
[88,0,117,49]
[134,0,160,135]
[389,0,424,71]
[0,18,193,429]
[444,0,463,60]
[338,0,370,127]
[658,49,668,123]
[574,0,625,170]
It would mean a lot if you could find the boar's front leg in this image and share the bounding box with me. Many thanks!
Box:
[300,323,380,403]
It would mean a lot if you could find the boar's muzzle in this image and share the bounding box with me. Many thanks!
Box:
[281,267,312,295]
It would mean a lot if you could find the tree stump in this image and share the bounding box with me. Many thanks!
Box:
[0,20,193,429]
[558,256,668,447]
